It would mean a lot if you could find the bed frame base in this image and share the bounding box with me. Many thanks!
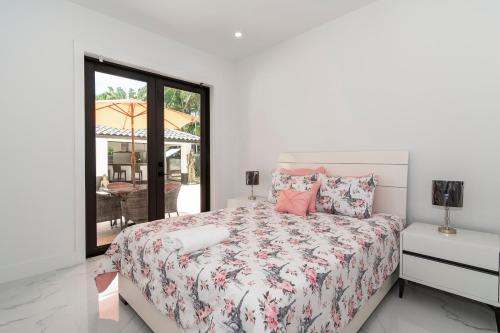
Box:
[118,271,398,333]
[119,275,180,332]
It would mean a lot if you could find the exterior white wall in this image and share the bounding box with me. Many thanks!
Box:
[0,0,238,283]
[95,138,108,178]
[236,0,500,234]
[180,143,192,174]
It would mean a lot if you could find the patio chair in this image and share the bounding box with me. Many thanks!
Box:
[134,167,143,182]
[112,165,126,181]
[165,182,181,217]
[121,188,148,227]
[95,176,122,228]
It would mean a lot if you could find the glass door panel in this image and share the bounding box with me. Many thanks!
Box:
[163,86,201,216]
[94,72,149,247]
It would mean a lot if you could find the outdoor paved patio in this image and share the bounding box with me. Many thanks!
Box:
[176,184,200,216]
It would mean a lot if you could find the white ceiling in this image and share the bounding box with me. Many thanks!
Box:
[69,0,377,60]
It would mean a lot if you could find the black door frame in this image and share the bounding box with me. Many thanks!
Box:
[84,57,210,257]
[155,77,210,212]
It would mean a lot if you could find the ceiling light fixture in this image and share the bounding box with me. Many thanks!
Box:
[234,31,243,39]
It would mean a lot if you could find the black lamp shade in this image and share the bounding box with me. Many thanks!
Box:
[432,180,464,207]
[246,171,259,186]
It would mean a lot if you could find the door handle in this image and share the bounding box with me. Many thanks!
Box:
[158,161,165,176]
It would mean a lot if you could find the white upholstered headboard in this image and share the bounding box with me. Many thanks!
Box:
[278,151,409,220]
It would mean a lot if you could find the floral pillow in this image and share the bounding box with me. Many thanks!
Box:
[267,171,320,204]
[317,174,378,218]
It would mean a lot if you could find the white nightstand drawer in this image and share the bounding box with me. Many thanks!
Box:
[402,253,498,304]
[402,223,499,271]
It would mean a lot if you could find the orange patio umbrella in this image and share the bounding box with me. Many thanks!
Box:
[95,99,199,185]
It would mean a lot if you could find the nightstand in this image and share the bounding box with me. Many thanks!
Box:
[399,222,500,330]
[226,196,266,208]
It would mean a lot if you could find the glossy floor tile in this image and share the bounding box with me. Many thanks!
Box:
[0,257,496,332]
[0,257,151,333]
[360,281,497,333]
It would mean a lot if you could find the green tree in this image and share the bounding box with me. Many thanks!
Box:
[137,86,147,101]
[164,88,200,116]
[180,121,200,136]
[164,88,201,136]
[96,86,147,101]
[128,88,137,100]
[97,86,199,115]
[96,86,200,135]
[96,86,128,100]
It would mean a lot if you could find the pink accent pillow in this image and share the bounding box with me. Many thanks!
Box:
[280,167,327,176]
[308,180,321,213]
[275,189,312,217]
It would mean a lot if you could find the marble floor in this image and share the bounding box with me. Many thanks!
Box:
[0,257,496,333]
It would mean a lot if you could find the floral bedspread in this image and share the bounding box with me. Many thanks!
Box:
[96,202,404,333]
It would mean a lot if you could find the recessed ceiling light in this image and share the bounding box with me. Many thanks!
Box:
[234,31,243,39]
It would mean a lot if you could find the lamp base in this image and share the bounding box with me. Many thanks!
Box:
[438,226,457,235]
[248,184,256,201]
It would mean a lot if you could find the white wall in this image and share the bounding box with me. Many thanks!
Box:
[2,0,500,284]
[0,0,238,283]
[236,0,500,233]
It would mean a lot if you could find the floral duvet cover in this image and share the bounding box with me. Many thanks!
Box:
[96,201,404,333]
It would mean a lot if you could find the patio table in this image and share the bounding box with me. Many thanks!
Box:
[104,182,147,229]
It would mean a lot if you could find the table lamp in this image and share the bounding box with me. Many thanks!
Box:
[246,171,259,200]
[432,180,464,235]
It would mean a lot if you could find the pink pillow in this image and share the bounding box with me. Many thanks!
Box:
[308,180,321,213]
[275,189,312,217]
[280,167,327,176]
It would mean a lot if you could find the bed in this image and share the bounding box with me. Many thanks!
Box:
[96,151,409,333]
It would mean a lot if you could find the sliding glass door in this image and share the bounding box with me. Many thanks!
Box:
[158,79,210,217]
[85,58,210,257]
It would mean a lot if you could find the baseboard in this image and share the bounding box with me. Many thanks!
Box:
[0,252,84,284]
